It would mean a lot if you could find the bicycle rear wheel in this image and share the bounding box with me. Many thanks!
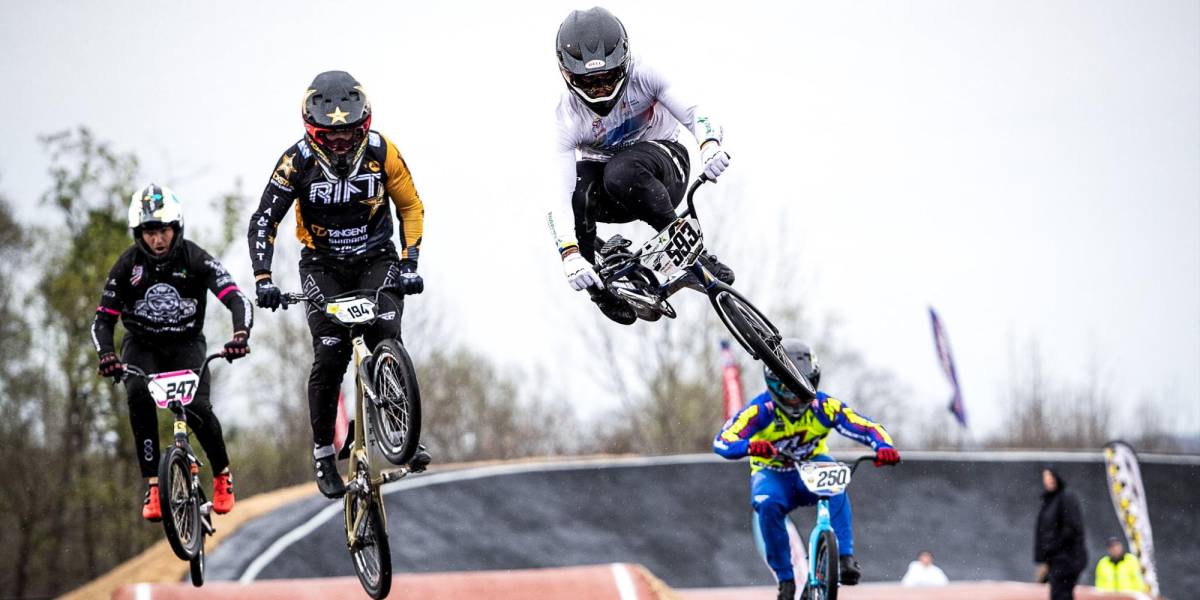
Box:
[345,488,392,599]
[811,529,839,600]
[368,339,422,465]
[714,290,816,399]
[159,446,201,561]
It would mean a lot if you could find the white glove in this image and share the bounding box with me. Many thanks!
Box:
[701,142,731,181]
[563,252,602,291]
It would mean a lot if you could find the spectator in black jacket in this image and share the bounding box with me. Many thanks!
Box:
[1034,467,1088,600]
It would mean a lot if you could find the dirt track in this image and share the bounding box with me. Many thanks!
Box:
[112,568,1146,600]
[112,564,676,600]
[70,452,1194,599]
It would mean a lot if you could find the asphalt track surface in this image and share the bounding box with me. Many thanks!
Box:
[207,452,1199,597]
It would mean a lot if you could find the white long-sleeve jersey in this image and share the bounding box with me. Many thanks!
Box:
[547,56,723,254]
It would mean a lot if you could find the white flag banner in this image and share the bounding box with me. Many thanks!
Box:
[1103,441,1158,596]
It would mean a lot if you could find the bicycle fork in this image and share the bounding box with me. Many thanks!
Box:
[807,498,834,589]
[170,410,214,534]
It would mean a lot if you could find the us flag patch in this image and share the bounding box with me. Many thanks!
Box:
[131,265,143,286]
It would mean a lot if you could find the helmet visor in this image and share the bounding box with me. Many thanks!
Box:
[305,118,370,156]
[767,376,801,405]
[566,66,627,101]
[304,123,364,156]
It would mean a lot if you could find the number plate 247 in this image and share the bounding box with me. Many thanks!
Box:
[149,371,200,408]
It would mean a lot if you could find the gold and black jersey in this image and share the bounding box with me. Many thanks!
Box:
[247,131,424,275]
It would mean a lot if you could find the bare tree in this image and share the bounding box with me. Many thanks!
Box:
[989,338,1117,449]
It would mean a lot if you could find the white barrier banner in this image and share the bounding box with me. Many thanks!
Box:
[1103,440,1158,596]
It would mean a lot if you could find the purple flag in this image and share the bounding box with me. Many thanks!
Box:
[929,307,967,427]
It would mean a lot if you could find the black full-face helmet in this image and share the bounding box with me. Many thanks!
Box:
[302,70,372,177]
[556,7,630,117]
[764,339,822,419]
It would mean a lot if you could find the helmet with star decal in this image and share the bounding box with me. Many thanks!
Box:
[301,70,372,178]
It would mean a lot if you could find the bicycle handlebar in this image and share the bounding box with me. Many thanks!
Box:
[120,352,227,384]
[775,450,878,474]
[678,174,711,220]
[279,286,398,310]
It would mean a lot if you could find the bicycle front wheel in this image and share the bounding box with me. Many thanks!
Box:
[189,546,205,587]
[368,339,422,465]
[345,489,392,599]
[159,446,202,561]
[812,528,839,600]
[714,290,816,399]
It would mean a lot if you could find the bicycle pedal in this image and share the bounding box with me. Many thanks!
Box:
[600,235,632,254]
[380,467,409,483]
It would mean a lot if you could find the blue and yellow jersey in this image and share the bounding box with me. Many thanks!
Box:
[713,391,894,473]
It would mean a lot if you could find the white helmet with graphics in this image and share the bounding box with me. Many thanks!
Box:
[128,183,185,261]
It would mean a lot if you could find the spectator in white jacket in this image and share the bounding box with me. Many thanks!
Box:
[901,550,949,586]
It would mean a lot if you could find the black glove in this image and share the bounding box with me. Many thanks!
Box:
[256,277,283,311]
[98,352,124,379]
[223,332,250,361]
[398,260,424,295]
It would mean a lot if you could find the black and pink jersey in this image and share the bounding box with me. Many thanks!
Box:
[91,240,252,355]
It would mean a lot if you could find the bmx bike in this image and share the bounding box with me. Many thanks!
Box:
[121,352,230,586]
[282,286,423,599]
[592,175,815,400]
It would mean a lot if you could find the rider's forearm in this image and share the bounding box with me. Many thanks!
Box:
[91,314,117,356]
[833,418,893,451]
[548,148,580,257]
[382,135,425,262]
[247,216,277,276]
[220,288,254,338]
[547,209,579,259]
[712,435,749,459]
[247,182,293,275]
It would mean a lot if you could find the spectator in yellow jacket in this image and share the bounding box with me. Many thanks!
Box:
[1094,537,1147,593]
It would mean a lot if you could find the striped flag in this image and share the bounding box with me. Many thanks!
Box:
[720,340,745,420]
[1104,441,1159,596]
[929,307,967,427]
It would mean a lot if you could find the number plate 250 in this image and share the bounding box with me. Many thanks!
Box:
[799,462,852,495]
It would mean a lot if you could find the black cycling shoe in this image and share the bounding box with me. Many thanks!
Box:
[313,455,346,499]
[776,578,796,600]
[699,252,735,285]
[409,444,432,473]
[839,554,862,585]
[589,288,637,325]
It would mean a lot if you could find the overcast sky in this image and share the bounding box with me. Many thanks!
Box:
[2,1,1197,438]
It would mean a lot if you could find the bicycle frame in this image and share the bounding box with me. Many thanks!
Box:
[344,330,386,550]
